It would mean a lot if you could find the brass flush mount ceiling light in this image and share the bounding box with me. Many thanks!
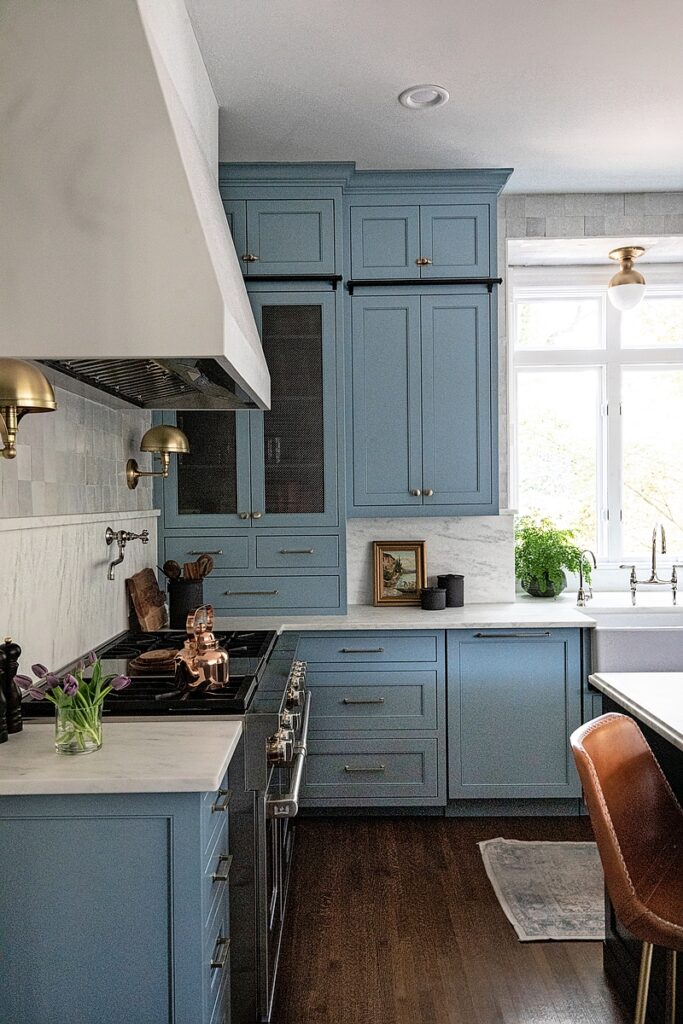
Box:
[0,358,57,460]
[126,424,190,489]
[607,246,646,311]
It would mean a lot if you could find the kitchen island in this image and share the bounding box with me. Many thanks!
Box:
[589,672,683,1021]
[0,721,242,1024]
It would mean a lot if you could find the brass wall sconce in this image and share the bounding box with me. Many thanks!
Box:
[126,424,190,489]
[608,246,646,311]
[0,359,57,460]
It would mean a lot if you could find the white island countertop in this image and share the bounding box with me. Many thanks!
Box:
[0,721,242,796]
[589,673,683,753]
[215,597,595,633]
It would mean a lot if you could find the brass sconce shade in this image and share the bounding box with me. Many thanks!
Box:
[608,246,646,311]
[126,425,190,489]
[0,359,57,460]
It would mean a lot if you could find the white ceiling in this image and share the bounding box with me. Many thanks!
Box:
[185,0,683,193]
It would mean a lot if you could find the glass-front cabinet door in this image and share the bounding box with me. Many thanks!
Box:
[162,290,338,528]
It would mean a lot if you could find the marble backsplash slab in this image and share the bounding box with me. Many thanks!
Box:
[346,513,516,605]
[0,511,159,675]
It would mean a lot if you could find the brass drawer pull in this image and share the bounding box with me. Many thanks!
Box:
[338,647,385,654]
[344,763,386,773]
[279,548,315,555]
[211,788,232,813]
[342,697,385,705]
[224,590,279,596]
[188,549,223,555]
[415,257,433,266]
[212,853,233,883]
[210,935,231,969]
[241,253,259,262]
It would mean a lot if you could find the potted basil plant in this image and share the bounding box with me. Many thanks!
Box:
[515,516,591,598]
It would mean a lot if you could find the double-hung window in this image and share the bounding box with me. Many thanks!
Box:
[510,264,683,565]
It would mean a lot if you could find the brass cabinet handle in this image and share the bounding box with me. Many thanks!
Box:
[473,631,551,639]
[342,697,385,705]
[415,257,433,266]
[251,512,263,519]
[188,549,223,555]
[338,647,385,654]
[423,488,434,497]
[279,548,314,554]
[224,589,279,596]
[410,488,422,496]
[344,764,386,773]
[238,512,250,520]
[211,788,232,813]
[210,935,231,969]
[212,853,233,883]
[241,253,259,262]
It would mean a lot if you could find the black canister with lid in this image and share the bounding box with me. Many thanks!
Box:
[421,587,447,611]
[436,574,465,607]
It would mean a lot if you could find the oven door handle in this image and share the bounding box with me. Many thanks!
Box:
[266,691,311,819]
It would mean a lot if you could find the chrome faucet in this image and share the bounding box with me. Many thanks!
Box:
[576,549,596,607]
[645,523,668,583]
[105,527,149,581]
[619,522,679,604]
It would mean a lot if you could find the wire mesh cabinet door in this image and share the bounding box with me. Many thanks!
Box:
[248,291,339,527]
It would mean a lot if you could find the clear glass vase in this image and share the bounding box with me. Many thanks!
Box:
[55,703,103,754]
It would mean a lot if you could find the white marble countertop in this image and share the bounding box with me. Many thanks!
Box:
[215,597,595,632]
[0,721,242,796]
[589,673,683,753]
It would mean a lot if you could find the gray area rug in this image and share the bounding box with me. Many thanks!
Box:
[479,838,606,941]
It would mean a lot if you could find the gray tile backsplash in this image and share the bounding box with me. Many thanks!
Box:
[0,387,153,517]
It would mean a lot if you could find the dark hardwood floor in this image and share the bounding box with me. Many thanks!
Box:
[272,816,629,1024]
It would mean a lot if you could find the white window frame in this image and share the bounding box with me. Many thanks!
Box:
[510,263,683,571]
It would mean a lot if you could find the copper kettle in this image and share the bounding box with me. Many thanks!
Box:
[174,605,229,692]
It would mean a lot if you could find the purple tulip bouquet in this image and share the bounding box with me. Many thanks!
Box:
[16,654,131,754]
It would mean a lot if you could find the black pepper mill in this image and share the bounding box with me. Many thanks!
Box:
[1,637,23,735]
[0,646,7,744]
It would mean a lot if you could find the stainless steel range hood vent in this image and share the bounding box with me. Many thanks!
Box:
[42,358,257,411]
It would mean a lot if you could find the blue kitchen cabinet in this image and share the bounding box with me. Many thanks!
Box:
[222,198,336,275]
[349,201,490,280]
[447,629,583,801]
[349,292,496,515]
[297,631,447,808]
[0,776,234,1024]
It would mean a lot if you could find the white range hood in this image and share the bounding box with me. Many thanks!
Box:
[0,0,270,410]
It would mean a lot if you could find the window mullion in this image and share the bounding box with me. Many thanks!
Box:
[605,300,623,562]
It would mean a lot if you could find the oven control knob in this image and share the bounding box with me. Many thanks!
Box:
[280,708,300,732]
[286,684,304,708]
[266,727,295,764]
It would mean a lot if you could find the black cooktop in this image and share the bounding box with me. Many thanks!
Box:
[23,629,277,717]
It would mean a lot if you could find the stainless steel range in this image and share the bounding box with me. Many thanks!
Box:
[20,617,308,1024]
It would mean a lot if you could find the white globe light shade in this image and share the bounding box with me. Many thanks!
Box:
[608,281,646,311]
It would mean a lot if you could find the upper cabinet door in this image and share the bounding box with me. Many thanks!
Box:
[350,206,420,279]
[162,410,253,529]
[418,204,490,278]
[244,200,335,275]
[351,295,423,507]
[420,294,493,506]
[248,291,339,526]
[222,199,247,259]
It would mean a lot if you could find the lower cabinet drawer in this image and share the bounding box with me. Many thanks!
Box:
[307,670,438,731]
[298,632,439,665]
[256,534,339,568]
[301,737,440,804]
[205,575,340,611]
[202,778,231,861]
[164,535,250,571]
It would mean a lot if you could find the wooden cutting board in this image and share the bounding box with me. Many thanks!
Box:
[126,569,168,631]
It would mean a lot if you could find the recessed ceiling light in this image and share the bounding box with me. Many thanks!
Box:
[398,84,450,110]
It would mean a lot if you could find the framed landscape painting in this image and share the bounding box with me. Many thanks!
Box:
[372,541,427,606]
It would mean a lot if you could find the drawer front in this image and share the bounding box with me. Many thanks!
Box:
[297,632,439,665]
[203,825,231,926]
[204,896,230,1011]
[165,536,250,571]
[202,778,231,859]
[302,737,439,803]
[256,535,339,569]
[205,575,340,612]
[307,670,438,731]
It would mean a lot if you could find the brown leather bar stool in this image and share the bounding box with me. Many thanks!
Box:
[571,713,683,1024]
[573,716,683,1019]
